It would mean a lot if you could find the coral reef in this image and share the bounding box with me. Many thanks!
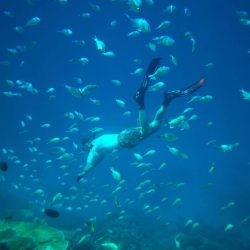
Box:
[0,220,69,250]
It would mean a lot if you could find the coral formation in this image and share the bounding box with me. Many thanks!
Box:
[0,220,69,250]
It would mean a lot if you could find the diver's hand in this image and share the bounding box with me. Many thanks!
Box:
[76,172,86,182]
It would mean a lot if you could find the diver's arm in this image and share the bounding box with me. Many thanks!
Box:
[77,148,104,182]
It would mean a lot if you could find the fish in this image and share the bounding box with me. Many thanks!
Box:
[102,51,115,57]
[65,84,97,97]
[57,0,68,4]
[127,30,141,37]
[224,223,234,232]
[128,0,142,13]
[170,54,178,66]
[145,42,157,52]
[217,143,240,152]
[160,133,178,142]
[25,17,41,27]
[148,82,165,92]
[85,116,101,122]
[46,88,55,93]
[5,80,15,87]
[130,67,144,75]
[2,91,22,97]
[69,57,89,65]
[114,196,121,207]
[93,36,106,52]
[57,153,74,161]
[65,112,75,119]
[199,95,213,103]
[187,95,201,103]
[115,99,126,108]
[184,7,191,16]
[122,111,131,116]
[0,161,8,172]
[145,0,154,6]
[158,162,167,170]
[168,115,190,130]
[90,127,104,133]
[43,208,60,218]
[125,14,151,32]
[192,222,199,230]
[188,114,198,121]
[174,234,181,248]
[240,18,250,26]
[80,85,97,96]
[143,150,156,156]
[182,107,193,114]
[40,123,51,128]
[47,137,60,144]
[241,215,250,224]
[155,20,171,30]
[77,234,91,245]
[111,80,122,86]
[164,5,176,14]
[79,12,91,19]
[172,198,182,207]
[89,98,101,105]
[88,2,100,12]
[51,193,63,204]
[72,40,85,47]
[205,62,214,69]
[236,10,249,19]
[220,202,235,212]
[3,10,14,18]
[133,153,143,161]
[148,66,170,80]
[184,219,193,227]
[110,167,122,181]
[239,89,250,101]
[208,162,216,173]
[110,20,117,28]
[56,28,73,36]
[100,242,119,250]
[152,35,175,47]
[200,182,213,189]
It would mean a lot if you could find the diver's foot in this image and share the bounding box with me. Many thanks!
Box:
[77,172,86,182]
[76,175,82,182]
[133,86,146,109]
[163,90,182,106]
[133,58,162,109]
[163,78,206,106]
[180,78,205,96]
[143,57,162,88]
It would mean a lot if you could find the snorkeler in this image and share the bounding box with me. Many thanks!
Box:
[77,58,205,182]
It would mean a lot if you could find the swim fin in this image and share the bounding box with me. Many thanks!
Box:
[163,78,205,106]
[142,57,162,89]
[134,57,162,109]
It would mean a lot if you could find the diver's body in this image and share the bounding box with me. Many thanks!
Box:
[77,58,205,182]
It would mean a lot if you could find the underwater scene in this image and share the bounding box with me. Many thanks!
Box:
[0,0,250,249]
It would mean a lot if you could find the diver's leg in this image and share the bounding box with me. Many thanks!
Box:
[134,58,162,110]
[138,109,150,134]
[149,105,167,133]
[134,58,162,133]
[163,78,206,105]
[77,163,94,182]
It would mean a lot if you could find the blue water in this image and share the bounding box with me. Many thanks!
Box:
[0,0,250,249]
